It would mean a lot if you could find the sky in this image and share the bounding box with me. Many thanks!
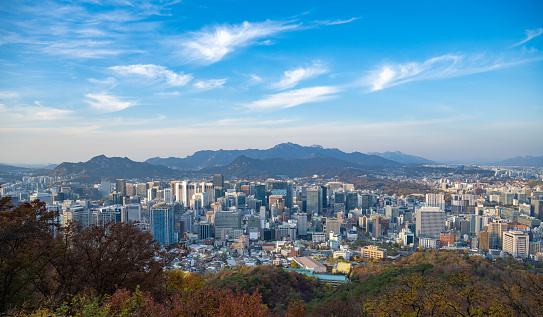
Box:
[0,0,542,165]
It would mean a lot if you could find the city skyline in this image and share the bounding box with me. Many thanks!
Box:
[1,0,542,165]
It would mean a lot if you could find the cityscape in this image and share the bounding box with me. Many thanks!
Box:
[1,0,543,316]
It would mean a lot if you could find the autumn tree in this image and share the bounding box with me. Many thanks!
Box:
[46,221,171,302]
[0,197,58,312]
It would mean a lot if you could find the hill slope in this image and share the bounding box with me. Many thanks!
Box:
[46,155,182,182]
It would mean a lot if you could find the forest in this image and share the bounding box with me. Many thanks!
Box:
[2,196,542,316]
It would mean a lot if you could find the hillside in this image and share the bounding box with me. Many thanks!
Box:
[199,155,372,178]
[46,155,183,182]
[491,155,543,168]
[146,142,402,170]
[368,151,436,165]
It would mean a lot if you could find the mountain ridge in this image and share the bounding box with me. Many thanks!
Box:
[145,142,405,169]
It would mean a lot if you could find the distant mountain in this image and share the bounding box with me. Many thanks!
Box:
[367,151,436,165]
[200,155,373,179]
[490,156,543,168]
[0,163,31,174]
[146,142,401,169]
[46,155,182,182]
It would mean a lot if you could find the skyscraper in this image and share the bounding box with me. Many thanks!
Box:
[150,203,175,246]
[115,179,126,197]
[415,206,445,238]
[306,187,322,215]
[503,231,529,258]
[213,174,224,188]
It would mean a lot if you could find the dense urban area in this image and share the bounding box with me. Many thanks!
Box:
[1,157,543,316]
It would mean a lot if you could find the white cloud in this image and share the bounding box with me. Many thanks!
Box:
[84,93,137,112]
[320,17,359,26]
[193,78,227,90]
[246,86,340,110]
[110,64,193,86]
[364,51,543,91]
[513,28,543,47]
[180,20,299,64]
[271,61,328,90]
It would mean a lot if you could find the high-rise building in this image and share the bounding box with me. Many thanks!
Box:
[426,193,446,210]
[115,179,126,197]
[101,181,112,199]
[150,203,175,246]
[346,192,358,213]
[296,213,308,237]
[325,218,341,237]
[306,187,322,215]
[415,206,445,238]
[136,183,149,198]
[531,199,543,220]
[488,220,508,248]
[360,194,372,211]
[503,231,529,258]
[213,174,224,188]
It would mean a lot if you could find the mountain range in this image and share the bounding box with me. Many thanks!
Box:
[144,142,425,169]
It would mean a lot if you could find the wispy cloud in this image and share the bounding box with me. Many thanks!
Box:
[194,117,295,127]
[363,51,543,91]
[110,64,193,86]
[0,102,73,121]
[0,92,19,99]
[179,20,300,64]
[84,93,138,112]
[513,28,543,47]
[271,61,328,90]
[246,86,340,110]
[193,78,227,90]
[319,17,359,26]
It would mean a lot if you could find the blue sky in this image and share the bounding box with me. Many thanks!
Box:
[1,0,542,165]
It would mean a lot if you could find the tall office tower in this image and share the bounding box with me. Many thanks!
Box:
[296,213,308,236]
[126,184,136,197]
[260,206,267,220]
[426,193,446,210]
[360,194,372,211]
[125,204,141,222]
[163,188,174,203]
[150,203,175,246]
[213,174,224,188]
[306,187,322,215]
[321,185,327,209]
[193,192,209,209]
[254,183,266,204]
[176,181,196,207]
[531,199,543,220]
[200,182,214,202]
[213,211,241,238]
[101,181,112,199]
[115,179,127,196]
[147,187,157,201]
[198,221,213,240]
[268,180,293,208]
[334,191,346,204]
[179,210,194,235]
[478,230,490,251]
[170,181,181,200]
[503,231,529,258]
[415,206,445,238]
[346,192,358,212]
[136,183,149,197]
[488,220,508,248]
[325,218,341,237]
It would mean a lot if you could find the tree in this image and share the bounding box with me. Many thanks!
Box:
[0,197,58,312]
[47,221,170,301]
